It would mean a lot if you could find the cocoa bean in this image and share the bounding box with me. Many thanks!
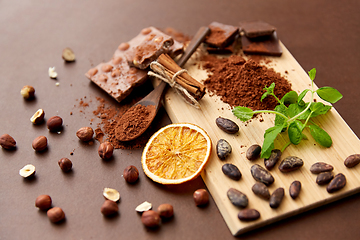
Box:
[215,117,239,134]
[246,144,261,160]
[250,164,274,186]
[264,149,281,170]
[270,187,284,209]
[310,162,334,174]
[216,139,232,160]
[279,156,303,173]
[227,188,248,208]
[222,163,242,181]
[251,182,270,200]
[289,180,301,199]
[327,173,346,193]
[238,209,260,221]
[316,172,334,185]
[344,154,360,168]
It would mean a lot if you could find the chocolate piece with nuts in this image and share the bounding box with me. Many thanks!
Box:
[0,133,16,150]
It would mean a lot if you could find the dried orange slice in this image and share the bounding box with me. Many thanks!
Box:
[141,123,212,184]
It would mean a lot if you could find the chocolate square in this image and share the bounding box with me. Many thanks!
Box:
[241,31,282,56]
[239,21,276,38]
[206,22,239,48]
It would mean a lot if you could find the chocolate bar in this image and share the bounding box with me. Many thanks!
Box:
[118,27,174,69]
[239,21,276,38]
[241,31,282,56]
[205,22,239,48]
[85,52,148,102]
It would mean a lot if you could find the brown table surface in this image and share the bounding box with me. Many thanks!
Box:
[1,0,360,239]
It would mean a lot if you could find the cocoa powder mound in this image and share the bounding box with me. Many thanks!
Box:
[201,54,292,110]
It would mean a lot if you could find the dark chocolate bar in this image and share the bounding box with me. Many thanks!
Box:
[239,21,276,38]
[85,52,148,102]
[205,22,239,48]
[118,27,174,69]
[241,31,282,56]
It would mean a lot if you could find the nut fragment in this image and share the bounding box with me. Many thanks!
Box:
[141,210,161,228]
[0,133,16,150]
[48,67,58,79]
[32,136,48,151]
[103,188,120,202]
[62,47,76,62]
[30,109,45,124]
[19,164,36,178]
[193,189,209,206]
[98,142,114,160]
[20,85,35,99]
[135,201,152,212]
[47,207,65,223]
[58,158,72,172]
[157,204,174,218]
[101,200,119,217]
[123,165,139,183]
[47,116,63,132]
[76,126,94,141]
[35,195,52,211]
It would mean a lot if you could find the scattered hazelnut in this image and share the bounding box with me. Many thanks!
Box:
[157,204,174,218]
[47,116,63,132]
[98,142,113,160]
[141,210,161,228]
[48,67,58,79]
[103,188,120,202]
[47,207,65,223]
[0,133,16,150]
[35,195,52,211]
[123,165,139,183]
[30,109,45,124]
[76,126,94,141]
[135,201,152,213]
[101,200,119,217]
[58,158,72,172]
[62,47,76,62]
[19,164,36,178]
[32,136,48,152]
[193,189,209,206]
[20,85,35,99]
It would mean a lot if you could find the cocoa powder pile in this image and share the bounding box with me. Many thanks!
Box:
[201,54,292,110]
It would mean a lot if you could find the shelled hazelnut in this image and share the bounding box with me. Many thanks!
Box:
[58,158,72,172]
[0,134,16,150]
[76,127,94,141]
[123,165,139,183]
[35,195,52,211]
[20,85,35,99]
[193,189,209,206]
[101,200,119,217]
[157,204,174,218]
[30,109,45,124]
[19,164,36,178]
[98,142,113,160]
[47,207,65,223]
[32,136,48,152]
[47,116,63,132]
[141,210,161,228]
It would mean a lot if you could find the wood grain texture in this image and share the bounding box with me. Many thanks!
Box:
[156,43,360,235]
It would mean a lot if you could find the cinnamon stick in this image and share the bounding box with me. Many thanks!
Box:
[156,53,206,100]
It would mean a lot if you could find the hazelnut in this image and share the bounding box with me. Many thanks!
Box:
[141,210,161,228]
[48,67,58,79]
[76,127,94,142]
[103,188,120,202]
[62,47,76,62]
[135,201,152,213]
[30,109,45,124]
[157,204,174,218]
[20,85,35,99]
[193,189,209,206]
[98,142,113,160]
[123,165,139,183]
[19,164,36,178]
[58,158,72,172]
[32,136,48,152]
[47,116,63,132]
[35,195,52,210]
[0,133,16,150]
[101,200,119,217]
[47,207,65,223]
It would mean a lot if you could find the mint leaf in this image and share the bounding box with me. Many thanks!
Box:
[261,124,285,158]
[316,87,343,104]
[232,106,254,121]
[308,68,316,81]
[287,103,309,120]
[309,124,332,147]
[281,91,298,105]
[310,102,332,118]
[261,92,269,102]
[274,105,288,128]
[288,120,304,145]
[298,89,310,103]
[264,82,275,93]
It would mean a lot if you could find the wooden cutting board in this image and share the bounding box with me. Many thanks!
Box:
[157,43,360,236]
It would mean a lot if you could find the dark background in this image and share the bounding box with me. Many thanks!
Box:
[1,0,359,239]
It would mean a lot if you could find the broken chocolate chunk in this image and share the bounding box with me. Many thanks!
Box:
[239,21,276,38]
[206,22,239,49]
[241,31,282,56]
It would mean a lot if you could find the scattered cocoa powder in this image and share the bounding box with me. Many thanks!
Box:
[201,54,292,110]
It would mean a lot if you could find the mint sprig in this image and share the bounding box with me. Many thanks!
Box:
[232,68,342,159]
